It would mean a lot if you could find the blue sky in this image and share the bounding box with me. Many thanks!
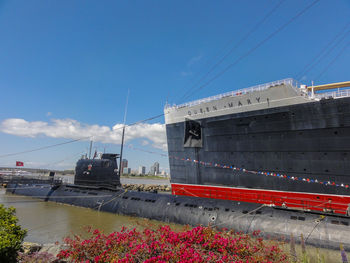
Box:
[0,0,349,171]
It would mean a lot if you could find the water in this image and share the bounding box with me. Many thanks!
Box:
[0,188,179,244]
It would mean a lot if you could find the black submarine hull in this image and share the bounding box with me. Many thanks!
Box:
[6,183,350,250]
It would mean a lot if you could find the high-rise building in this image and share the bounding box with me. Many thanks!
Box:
[121,159,128,173]
[154,162,159,175]
[123,167,131,174]
[149,162,160,175]
[138,166,146,175]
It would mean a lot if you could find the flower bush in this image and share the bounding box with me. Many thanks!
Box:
[0,204,27,263]
[57,225,289,262]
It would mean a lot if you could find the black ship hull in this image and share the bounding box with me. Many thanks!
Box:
[166,97,350,213]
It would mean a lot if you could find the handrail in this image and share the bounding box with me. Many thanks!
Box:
[165,78,299,110]
[315,89,350,100]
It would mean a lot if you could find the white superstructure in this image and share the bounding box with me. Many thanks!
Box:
[164,78,350,125]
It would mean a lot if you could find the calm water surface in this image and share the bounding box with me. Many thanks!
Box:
[0,187,179,244]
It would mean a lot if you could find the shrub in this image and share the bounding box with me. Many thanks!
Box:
[57,225,289,262]
[0,204,27,263]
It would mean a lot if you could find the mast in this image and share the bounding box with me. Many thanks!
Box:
[119,90,130,177]
[88,140,93,159]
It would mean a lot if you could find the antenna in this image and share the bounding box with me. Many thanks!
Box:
[88,140,93,159]
[119,89,130,177]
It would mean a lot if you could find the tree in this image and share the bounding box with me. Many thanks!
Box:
[0,204,27,263]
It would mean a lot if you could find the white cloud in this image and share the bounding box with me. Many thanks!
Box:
[0,118,167,151]
[187,54,203,67]
[181,71,193,77]
[181,54,203,77]
[141,140,149,146]
[46,112,52,116]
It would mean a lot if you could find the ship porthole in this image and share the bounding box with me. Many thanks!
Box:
[210,216,216,222]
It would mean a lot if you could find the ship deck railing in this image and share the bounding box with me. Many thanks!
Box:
[165,78,299,110]
[315,88,350,100]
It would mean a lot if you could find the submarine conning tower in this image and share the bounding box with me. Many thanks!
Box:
[74,153,121,189]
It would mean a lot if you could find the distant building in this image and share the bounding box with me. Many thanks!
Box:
[154,162,159,174]
[149,162,160,175]
[138,166,146,175]
[121,159,128,173]
[123,167,131,174]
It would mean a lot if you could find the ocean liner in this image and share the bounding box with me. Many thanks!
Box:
[164,78,350,215]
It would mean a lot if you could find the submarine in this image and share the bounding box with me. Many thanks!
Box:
[6,152,350,250]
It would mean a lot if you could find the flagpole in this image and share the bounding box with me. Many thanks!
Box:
[88,140,93,159]
[119,89,129,177]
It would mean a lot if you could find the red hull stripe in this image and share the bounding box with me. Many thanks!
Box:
[171,183,350,215]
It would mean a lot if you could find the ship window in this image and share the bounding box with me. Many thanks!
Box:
[290,216,297,220]
[122,196,128,199]
[88,192,98,195]
[102,161,110,168]
[331,220,340,225]
[255,211,262,214]
[225,208,229,212]
[175,202,181,206]
[298,216,305,221]
[334,131,338,135]
[341,221,349,226]
[242,210,248,214]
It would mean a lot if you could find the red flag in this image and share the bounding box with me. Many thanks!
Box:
[16,161,24,167]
